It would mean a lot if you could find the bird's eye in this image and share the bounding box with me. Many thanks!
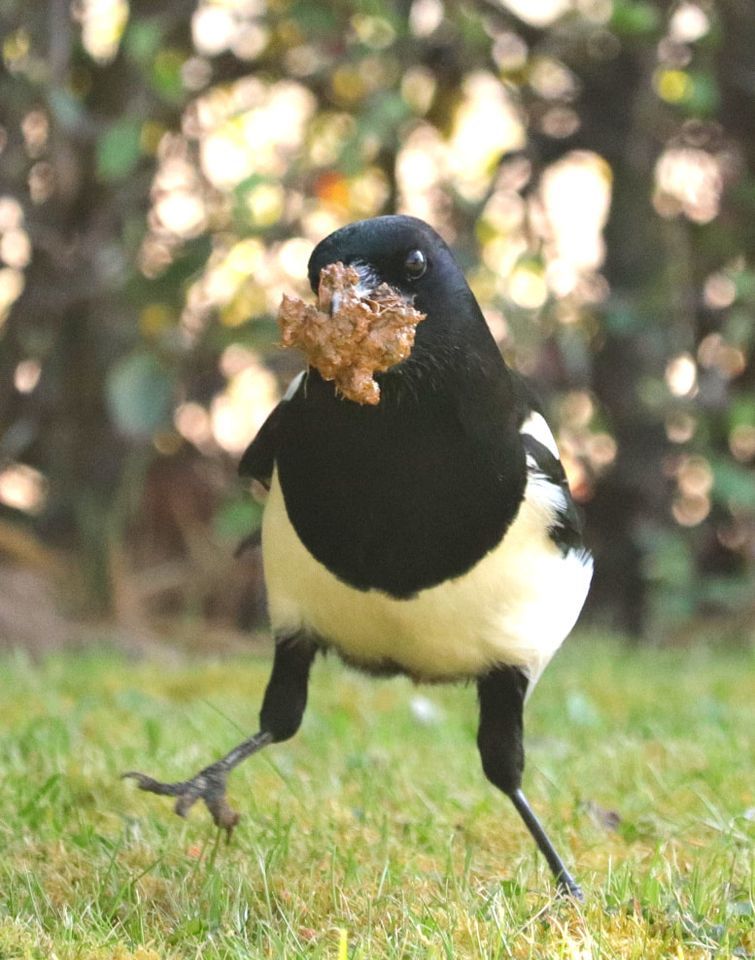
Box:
[404,248,427,280]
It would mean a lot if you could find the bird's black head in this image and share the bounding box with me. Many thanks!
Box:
[307,215,500,373]
[308,215,455,302]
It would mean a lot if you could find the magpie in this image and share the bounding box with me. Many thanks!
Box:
[126,215,593,898]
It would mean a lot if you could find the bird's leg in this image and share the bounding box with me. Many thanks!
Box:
[124,633,317,836]
[477,666,583,900]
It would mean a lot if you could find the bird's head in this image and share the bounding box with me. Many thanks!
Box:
[308,215,473,326]
[275,215,508,405]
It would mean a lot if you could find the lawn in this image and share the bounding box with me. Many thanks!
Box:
[0,635,752,959]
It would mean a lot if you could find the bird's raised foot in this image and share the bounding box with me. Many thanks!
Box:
[123,763,241,837]
[123,730,274,836]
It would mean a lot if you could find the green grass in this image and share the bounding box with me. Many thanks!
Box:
[0,636,752,959]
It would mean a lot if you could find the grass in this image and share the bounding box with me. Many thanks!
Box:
[0,635,752,959]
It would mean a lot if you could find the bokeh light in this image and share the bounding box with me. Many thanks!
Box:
[0,463,47,515]
[75,0,129,63]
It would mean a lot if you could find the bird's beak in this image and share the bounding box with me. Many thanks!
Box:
[321,260,379,317]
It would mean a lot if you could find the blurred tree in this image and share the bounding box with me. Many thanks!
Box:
[0,0,752,642]
[0,0,203,617]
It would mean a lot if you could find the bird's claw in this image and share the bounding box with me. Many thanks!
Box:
[124,731,272,837]
[123,764,241,837]
[556,875,584,902]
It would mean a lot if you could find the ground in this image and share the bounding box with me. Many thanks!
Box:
[0,635,752,959]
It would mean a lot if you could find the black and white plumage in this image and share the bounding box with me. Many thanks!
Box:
[127,215,592,897]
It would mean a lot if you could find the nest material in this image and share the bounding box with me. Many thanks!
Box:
[278,262,425,405]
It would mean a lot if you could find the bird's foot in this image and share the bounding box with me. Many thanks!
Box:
[123,729,274,838]
[556,873,584,902]
[123,761,240,836]
[508,789,584,902]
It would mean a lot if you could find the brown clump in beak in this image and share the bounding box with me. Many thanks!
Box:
[277,261,425,405]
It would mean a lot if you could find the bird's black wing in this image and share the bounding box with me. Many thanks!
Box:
[521,434,584,555]
[238,402,286,487]
[238,372,304,487]
[511,374,585,557]
[235,375,303,557]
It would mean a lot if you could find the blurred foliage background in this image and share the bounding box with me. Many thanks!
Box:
[0,0,753,651]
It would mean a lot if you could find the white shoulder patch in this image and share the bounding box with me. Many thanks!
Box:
[520,411,560,460]
[525,470,568,518]
[283,370,305,401]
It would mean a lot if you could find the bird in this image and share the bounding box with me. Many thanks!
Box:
[125,214,593,898]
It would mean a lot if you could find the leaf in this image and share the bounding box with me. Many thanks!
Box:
[151,48,185,104]
[584,800,622,832]
[96,118,142,182]
[683,72,719,116]
[124,19,163,65]
[734,270,755,303]
[611,1,661,36]
[106,351,174,438]
[214,498,262,541]
[711,459,755,509]
[729,397,755,430]
[291,2,338,34]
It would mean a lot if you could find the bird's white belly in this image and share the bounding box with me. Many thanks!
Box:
[262,470,592,686]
